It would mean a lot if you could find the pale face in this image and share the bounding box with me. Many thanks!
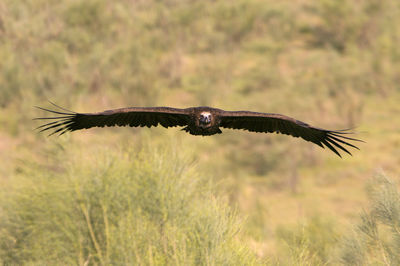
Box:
[199,112,212,125]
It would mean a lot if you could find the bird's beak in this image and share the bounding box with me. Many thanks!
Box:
[200,115,211,124]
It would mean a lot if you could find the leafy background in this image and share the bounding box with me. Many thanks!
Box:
[0,0,400,264]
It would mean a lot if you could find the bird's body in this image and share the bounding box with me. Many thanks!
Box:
[35,104,362,157]
[182,107,223,135]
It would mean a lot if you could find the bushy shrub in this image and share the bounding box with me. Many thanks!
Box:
[0,146,260,265]
[339,173,400,265]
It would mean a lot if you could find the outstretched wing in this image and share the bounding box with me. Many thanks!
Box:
[219,111,362,157]
[35,105,191,136]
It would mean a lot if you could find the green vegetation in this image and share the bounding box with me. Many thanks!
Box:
[339,173,400,265]
[1,0,399,264]
[0,146,260,265]
[276,215,339,265]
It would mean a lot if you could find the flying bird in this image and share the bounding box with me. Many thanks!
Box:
[35,103,362,157]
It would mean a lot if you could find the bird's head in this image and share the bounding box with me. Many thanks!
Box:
[199,112,212,125]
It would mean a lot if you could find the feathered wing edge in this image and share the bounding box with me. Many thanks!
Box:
[219,112,363,157]
[34,104,192,136]
[34,105,77,136]
[308,128,363,158]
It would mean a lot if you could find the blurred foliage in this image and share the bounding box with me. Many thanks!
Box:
[339,173,400,265]
[1,0,400,263]
[0,146,261,265]
[1,0,399,107]
[303,0,399,53]
[276,215,339,265]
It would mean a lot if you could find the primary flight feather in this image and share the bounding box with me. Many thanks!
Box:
[35,104,362,157]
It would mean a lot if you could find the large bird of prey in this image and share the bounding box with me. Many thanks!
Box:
[35,103,362,157]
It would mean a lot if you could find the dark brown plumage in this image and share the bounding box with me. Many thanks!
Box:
[35,103,362,157]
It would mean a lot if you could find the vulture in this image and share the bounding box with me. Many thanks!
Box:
[35,103,362,157]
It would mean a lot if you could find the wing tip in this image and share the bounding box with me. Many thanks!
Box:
[35,104,77,136]
[322,129,363,157]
